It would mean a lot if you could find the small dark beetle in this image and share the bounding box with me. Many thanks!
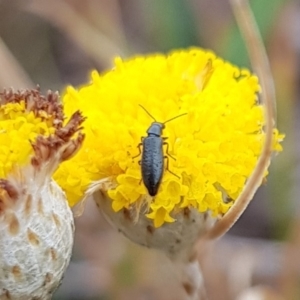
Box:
[134,105,187,196]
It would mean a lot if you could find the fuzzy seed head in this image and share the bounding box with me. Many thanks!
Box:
[0,177,74,300]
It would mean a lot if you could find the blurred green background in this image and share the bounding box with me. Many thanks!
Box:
[0,0,299,299]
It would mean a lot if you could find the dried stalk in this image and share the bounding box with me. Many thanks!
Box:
[152,1,277,298]
[23,0,125,67]
[0,37,33,88]
[206,0,276,240]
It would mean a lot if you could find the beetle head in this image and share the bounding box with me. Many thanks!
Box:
[147,122,165,136]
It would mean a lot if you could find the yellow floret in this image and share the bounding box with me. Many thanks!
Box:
[54,48,284,227]
[0,100,55,178]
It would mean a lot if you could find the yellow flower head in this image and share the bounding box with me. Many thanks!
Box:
[55,48,284,228]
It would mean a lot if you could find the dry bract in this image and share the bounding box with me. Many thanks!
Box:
[94,188,216,260]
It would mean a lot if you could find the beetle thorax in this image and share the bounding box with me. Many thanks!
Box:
[147,122,165,136]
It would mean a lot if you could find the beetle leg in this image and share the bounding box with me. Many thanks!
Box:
[163,142,176,161]
[164,155,180,179]
[132,142,143,159]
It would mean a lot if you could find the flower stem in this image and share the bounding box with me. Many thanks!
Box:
[206,0,276,240]
[177,252,208,300]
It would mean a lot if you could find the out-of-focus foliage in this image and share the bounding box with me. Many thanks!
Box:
[224,0,286,67]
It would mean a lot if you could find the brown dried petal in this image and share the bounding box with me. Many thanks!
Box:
[0,180,19,213]
[0,86,64,129]
[30,111,85,169]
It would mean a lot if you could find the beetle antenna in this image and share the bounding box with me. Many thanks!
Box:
[139,104,157,121]
[164,113,187,124]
